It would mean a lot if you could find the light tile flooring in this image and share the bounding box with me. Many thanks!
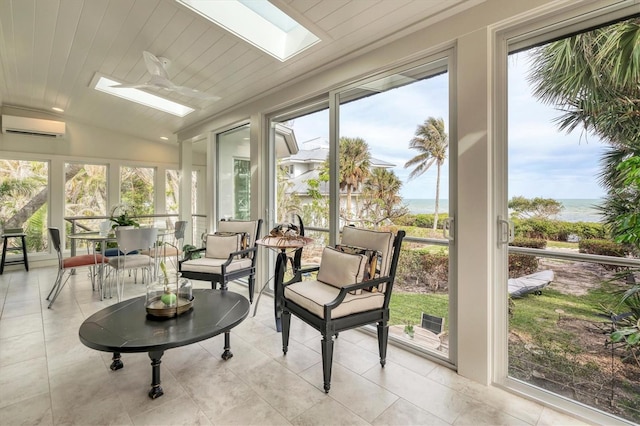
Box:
[0,266,589,426]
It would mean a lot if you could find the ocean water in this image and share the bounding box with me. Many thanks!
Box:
[404,198,603,223]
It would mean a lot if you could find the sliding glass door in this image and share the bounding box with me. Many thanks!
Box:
[498,11,640,423]
[216,124,251,221]
[335,58,455,361]
[267,54,456,363]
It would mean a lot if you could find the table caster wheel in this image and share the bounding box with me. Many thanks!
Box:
[110,359,124,371]
[221,349,233,360]
[148,385,164,399]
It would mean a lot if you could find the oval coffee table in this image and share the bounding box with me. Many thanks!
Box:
[79,289,249,398]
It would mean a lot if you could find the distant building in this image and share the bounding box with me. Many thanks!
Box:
[279,137,395,207]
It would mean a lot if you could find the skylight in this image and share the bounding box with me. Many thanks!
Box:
[176,0,320,62]
[92,75,195,117]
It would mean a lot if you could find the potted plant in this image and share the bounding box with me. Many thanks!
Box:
[109,203,140,230]
[404,321,415,339]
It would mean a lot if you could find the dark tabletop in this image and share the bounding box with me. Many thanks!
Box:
[79,289,249,353]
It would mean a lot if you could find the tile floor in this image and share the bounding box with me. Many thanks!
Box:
[0,266,590,425]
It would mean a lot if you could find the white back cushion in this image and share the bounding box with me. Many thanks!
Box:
[205,234,241,259]
[340,227,394,276]
[317,247,366,288]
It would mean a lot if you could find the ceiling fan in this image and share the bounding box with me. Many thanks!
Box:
[111,51,221,101]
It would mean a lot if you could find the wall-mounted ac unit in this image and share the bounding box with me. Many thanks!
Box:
[1,115,66,138]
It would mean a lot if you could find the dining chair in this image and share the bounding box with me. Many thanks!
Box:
[108,227,157,301]
[142,220,188,275]
[281,226,405,392]
[46,227,106,308]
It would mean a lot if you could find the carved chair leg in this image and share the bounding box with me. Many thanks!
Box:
[282,310,291,354]
[248,275,255,304]
[321,334,334,393]
[377,321,389,367]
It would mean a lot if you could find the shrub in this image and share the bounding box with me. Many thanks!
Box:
[395,213,449,229]
[567,222,606,240]
[578,239,629,257]
[513,218,606,241]
[508,237,546,278]
[396,248,448,292]
[578,238,632,271]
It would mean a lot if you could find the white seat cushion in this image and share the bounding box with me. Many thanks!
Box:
[108,254,152,269]
[180,257,252,274]
[284,280,385,319]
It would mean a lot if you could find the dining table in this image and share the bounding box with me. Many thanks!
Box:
[68,228,174,299]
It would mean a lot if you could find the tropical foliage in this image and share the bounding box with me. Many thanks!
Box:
[361,168,409,228]
[528,17,640,243]
[338,137,370,220]
[120,166,154,217]
[0,160,49,251]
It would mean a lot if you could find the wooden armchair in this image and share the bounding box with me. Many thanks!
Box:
[179,219,262,303]
[281,226,405,392]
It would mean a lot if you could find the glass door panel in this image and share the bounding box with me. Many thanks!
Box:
[505,16,640,423]
[337,59,454,360]
[217,124,250,221]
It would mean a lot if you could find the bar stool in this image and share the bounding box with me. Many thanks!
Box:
[1,228,29,274]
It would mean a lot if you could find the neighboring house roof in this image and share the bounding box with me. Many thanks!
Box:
[285,169,323,195]
[282,138,395,169]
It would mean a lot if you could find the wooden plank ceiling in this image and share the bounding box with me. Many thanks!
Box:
[0,0,480,143]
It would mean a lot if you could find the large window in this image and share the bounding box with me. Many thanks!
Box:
[217,125,250,221]
[120,166,154,217]
[65,163,107,226]
[166,169,180,216]
[233,159,250,220]
[0,159,49,252]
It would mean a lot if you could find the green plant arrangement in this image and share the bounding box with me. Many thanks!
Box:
[158,261,176,306]
[182,244,201,259]
[404,321,415,338]
[109,203,140,229]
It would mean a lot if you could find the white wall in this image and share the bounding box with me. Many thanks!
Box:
[1,117,179,163]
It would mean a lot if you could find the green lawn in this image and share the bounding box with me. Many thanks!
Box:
[390,283,621,340]
[390,292,449,329]
[546,241,580,249]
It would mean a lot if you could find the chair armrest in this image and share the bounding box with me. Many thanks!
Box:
[282,264,320,287]
[219,246,258,267]
[297,265,320,275]
[323,275,392,316]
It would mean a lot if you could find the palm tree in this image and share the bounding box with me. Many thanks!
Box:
[404,117,448,230]
[338,137,371,220]
[362,168,408,228]
[528,18,640,242]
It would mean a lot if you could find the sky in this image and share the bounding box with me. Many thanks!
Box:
[288,50,607,200]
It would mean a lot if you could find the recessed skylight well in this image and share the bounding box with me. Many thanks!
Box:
[91,74,195,117]
[176,0,320,61]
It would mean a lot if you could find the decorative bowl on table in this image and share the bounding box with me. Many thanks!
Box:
[146,277,193,318]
